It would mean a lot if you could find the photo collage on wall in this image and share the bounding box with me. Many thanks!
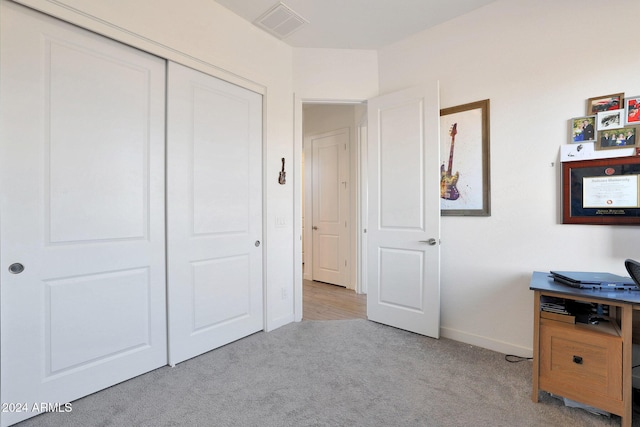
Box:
[569,93,640,155]
[562,93,640,225]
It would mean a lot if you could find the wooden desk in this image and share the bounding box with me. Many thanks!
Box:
[530,271,640,427]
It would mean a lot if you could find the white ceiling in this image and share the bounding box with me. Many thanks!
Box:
[214,0,497,50]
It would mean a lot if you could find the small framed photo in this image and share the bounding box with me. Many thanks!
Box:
[596,109,624,131]
[587,92,624,115]
[570,116,596,143]
[595,126,637,150]
[625,95,640,125]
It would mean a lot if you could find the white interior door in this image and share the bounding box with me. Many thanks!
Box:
[366,85,441,338]
[167,62,263,365]
[311,128,350,286]
[0,4,167,426]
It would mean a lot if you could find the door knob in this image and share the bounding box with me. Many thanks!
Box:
[255,240,261,247]
[312,226,318,230]
[8,263,24,274]
[419,238,438,246]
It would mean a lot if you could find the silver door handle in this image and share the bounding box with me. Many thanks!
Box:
[255,240,261,247]
[419,238,438,246]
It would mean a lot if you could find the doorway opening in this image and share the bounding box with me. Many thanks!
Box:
[297,101,367,321]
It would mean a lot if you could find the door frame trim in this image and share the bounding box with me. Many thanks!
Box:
[356,114,368,295]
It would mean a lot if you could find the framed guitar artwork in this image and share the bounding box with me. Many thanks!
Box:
[440,99,491,216]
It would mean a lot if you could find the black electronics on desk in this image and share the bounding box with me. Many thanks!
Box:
[550,270,637,290]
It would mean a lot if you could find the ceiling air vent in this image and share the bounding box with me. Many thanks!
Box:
[254,2,308,39]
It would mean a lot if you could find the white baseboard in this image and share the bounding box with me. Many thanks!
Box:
[440,326,533,358]
[266,313,294,333]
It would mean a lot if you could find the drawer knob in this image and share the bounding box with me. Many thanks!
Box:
[573,355,583,364]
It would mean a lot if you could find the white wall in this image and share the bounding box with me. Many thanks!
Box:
[293,48,379,101]
[378,0,640,355]
[11,0,297,331]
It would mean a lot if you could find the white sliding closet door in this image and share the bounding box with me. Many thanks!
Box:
[0,4,167,426]
[167,62,264,365]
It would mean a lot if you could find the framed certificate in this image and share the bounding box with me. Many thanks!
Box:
[562,157,640,224]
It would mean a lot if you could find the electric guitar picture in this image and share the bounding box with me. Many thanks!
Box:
[440,123,460,200]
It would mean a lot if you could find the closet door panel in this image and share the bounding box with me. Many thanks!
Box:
[167,62,263,365]
[0,4,167,426]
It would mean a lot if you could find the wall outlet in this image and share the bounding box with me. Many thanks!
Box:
[281,287,288,300]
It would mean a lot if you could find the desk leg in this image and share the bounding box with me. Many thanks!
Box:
[532,290,541,403]
[622,305,632,427]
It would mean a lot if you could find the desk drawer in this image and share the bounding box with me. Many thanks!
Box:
[539,319,622,414]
